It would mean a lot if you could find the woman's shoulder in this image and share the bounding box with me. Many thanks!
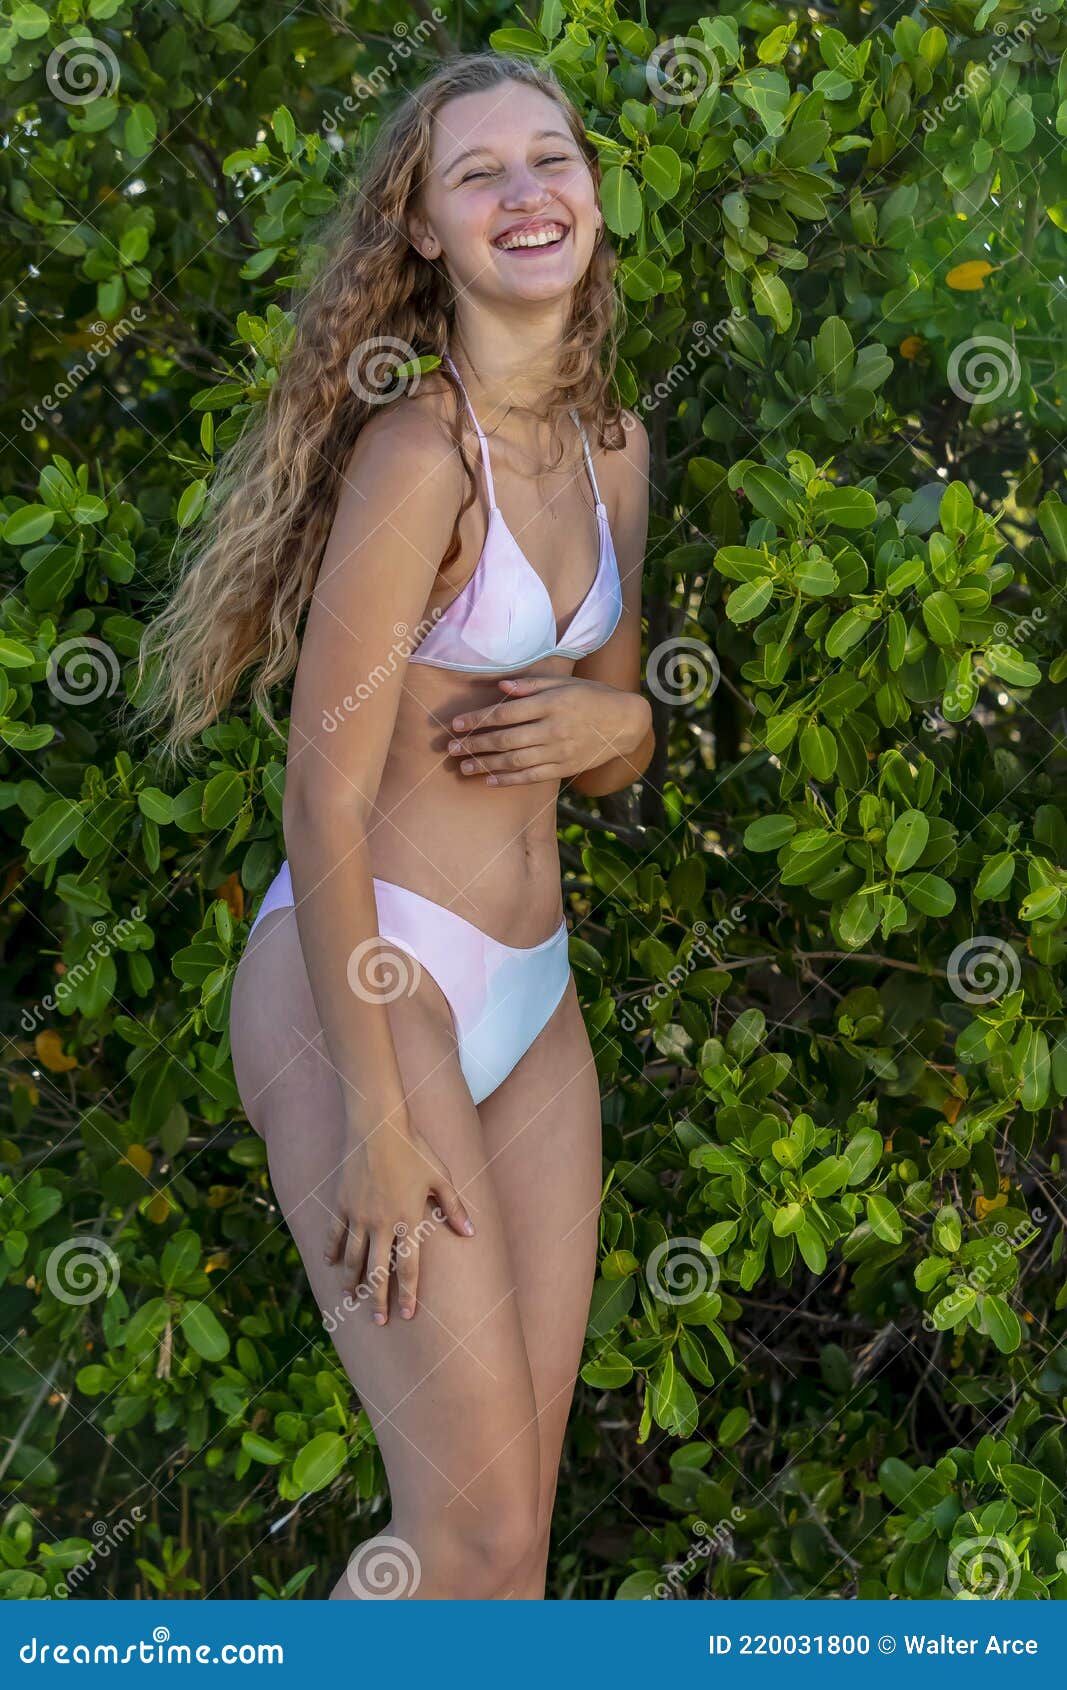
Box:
[344,370,463,492]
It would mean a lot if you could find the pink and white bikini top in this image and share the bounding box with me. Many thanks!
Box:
[408,354,624,673]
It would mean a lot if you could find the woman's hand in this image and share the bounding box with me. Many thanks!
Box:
[324,1121,475,1326]
[445,675,652,787]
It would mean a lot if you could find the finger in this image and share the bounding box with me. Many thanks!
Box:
[449,698,529,734]
[342,1225,368,1296]
[394,1227,420,1319]
[449,725,541,756]
[485,764,561,786]
[456,740,548,772]
[368,1231,393,1325]
[433,1176,476,1238]
[323,1215,347,1263]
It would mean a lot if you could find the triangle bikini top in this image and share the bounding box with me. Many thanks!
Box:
[407,353,624,673]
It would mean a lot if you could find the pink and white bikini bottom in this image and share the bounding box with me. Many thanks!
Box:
[247,863,571,1106]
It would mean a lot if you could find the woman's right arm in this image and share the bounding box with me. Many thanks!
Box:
[279,401,473,1318]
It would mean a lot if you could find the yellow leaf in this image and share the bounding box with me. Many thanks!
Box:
[899,335,924,359]
[146,1192,172,1224]
[975,1191,1008,1220]
[215,871,245,921]
[941,1094,963,1124]
[204,1251,230,1273]
[123,1143,154,1177]
[946,260,996,291]
[35,1030,77,1073]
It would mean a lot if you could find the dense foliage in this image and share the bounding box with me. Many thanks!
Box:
[2,0,1066,1600]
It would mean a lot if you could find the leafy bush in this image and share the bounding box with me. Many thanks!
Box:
[2,0,1065,1600]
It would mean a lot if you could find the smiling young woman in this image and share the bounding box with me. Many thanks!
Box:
[135,51,652,1601]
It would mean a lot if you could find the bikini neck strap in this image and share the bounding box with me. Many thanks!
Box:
[443,353,496,508]
[443,352,603,511]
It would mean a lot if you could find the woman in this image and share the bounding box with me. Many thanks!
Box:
[137,52,652,1600]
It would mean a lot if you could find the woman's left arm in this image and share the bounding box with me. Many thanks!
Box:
[564,408,653,797]
[444,411,653,796]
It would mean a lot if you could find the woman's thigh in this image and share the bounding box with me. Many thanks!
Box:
[228,908,541,1543]
[475,974,604,1531]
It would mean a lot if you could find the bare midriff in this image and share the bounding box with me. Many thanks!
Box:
[363,652,576,949]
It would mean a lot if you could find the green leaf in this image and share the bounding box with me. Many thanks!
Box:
[799,722,837,780]
[886,809,930,873]
[727,577,774,622]
[867,1194,903,1243]
[981,1294,1022,1354]
[600,166,643,237]
[743,814,796,851]
[178,1303,230,1361]
[922,591,960,646]
[291,1431,347,1493]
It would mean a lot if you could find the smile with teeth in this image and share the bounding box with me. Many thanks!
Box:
[494,223,568,251]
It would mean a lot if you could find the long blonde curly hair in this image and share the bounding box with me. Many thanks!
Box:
[132,50,624,768]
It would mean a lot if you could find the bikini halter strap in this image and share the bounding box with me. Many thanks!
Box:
[442,352,603,510]
[443,353,496,508]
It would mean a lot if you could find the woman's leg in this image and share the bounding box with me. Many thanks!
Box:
[474,975,604,1598]
[229,906,543,1600]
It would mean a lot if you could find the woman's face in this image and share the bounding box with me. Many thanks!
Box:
[412,81,599,307]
